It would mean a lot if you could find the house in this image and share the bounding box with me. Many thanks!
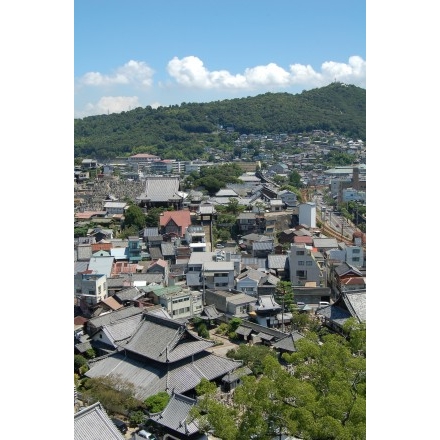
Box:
[143,227,162,244]
[332,262,365,294]
[234,320,288,345]
[159,210,192,238]
[204,289,257,318]
[146,258,169,283]
[161,242,176,262]
[88,255,115,278]
[237,212,259,234]
[127,236,142,263]
[201,260,236,290]
[249,294,282,327]
[252,240,274,258]
[103,201,127,216]
[316,290,366,334]
[241,233,273,252]
[74,402,125,440]
[74,273,108,306]
[288,243,326,287]
[85,313,243,401]
[145,285,203,319]
[278,190,298,207]
[312,237,339,254]
[267,254,288,279]
[257,273,280,297]
[269,198,284,212]
[88,227,114,241]
[236,268,266,296]
[185,225,207,253]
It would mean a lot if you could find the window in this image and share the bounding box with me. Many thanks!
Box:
[306,261,313,266]
[352,249,360,254]
[298,261,305,266]
[352,257,360,262]
[296,270,307,279]
[296,250,305,255]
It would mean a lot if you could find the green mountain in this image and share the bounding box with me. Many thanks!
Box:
[74,82,365,161]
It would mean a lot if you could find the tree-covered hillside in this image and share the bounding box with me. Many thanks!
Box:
[74,82,365,160]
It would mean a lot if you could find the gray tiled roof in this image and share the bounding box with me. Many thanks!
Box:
[104,314,144,343]
[201,304,223,320]
[272,331,304,352]
[252,241,273,251]
[221,366,253,384]
[74,402,125,440]
[114,287,143,302]
[316,305,352,327]
[149,393,200,436]
[149,247,163,260]
[87,306,143,330]
[161,242,175,256]
[139,177,182,202]
[122,314,214,363]
[74,261,89,275]
[344,291,366,322]
[86,351,241,401]
[267,254,288,269]
[143,227,159,237]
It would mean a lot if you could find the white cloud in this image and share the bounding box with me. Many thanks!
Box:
[76,96,141,118]
[244,63,291,86]
[166,55,366,90]
[167,56,246,88]
[79,60,154,87]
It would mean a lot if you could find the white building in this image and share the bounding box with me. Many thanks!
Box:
[288,243,325,287]
[74,273,108,306]
[298,202,316,228]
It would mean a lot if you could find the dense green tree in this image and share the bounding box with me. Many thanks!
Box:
[75,83,365,161]
[123,204,146,230]
[226,344,277,375]
[144,391,171,413]
[80,375,142,415]
[144,207,165,227]
[191,330,366,440]
[74,355,87,373]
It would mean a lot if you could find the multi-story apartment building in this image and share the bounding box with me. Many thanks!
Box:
[288,243,326,287]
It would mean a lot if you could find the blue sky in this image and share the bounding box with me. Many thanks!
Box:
[74,0,366,118]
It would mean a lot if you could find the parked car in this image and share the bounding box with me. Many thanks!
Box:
[111,417,128,434]
[319,301,330,307]
[136,430,158,440]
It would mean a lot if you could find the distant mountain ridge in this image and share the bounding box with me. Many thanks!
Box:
[74,82,365,160]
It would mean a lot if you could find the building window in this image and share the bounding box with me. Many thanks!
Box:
[296,270,307,279]
[352,257,360,262]
[296,251,305,255]
[352,249,360,254]
[306,261,313,266]
[298,261,305,266]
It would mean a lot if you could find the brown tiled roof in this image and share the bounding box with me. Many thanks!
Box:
[91,243,113,252]
[101,296,123,310]
[160,210,191,229]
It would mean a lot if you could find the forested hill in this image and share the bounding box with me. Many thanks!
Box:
[74,82,365,161]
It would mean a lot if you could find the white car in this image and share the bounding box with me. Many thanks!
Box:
[135,430,158,440]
